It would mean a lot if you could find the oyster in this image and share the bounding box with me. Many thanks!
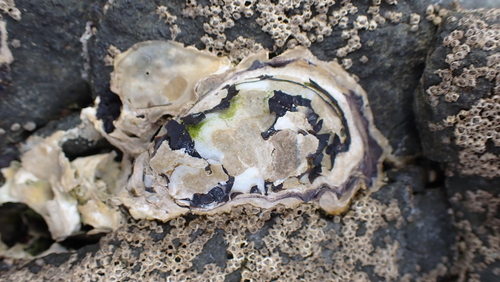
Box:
[0,41,388,244]
[114,42,389,221]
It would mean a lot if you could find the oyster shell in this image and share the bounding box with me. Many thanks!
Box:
[116,42,389,220]
[0,127,124,241]
[88,41,231,156]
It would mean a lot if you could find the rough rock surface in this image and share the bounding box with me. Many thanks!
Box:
[0,0,92,167]
[415,7,500,281]
[0,167,456,281]
[415,9,500,168]
[446,176,500,281]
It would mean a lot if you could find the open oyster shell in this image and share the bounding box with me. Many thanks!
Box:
[117,43,389,221]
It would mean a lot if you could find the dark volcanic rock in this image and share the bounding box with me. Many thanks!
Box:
[372,167,456,280]
[0,0,92,167]
[2,1,499,281]
[415,9,500,165]
[317,0,452,157]
[415,8,500,280]
[445,176,500,281]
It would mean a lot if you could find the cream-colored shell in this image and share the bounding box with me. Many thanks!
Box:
[0,42,388,242]
[93,41,231,156]
[0,118,125,241]
[116,44,389,221]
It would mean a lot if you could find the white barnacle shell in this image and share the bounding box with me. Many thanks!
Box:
[116,43,389,220]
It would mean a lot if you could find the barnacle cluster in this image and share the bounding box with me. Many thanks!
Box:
[417,8,500,281]
[452,95,500,178]
[449,187,500,281]
[425,9,500,178]
[2,198,407,281]
[156,6,181,40]
[424,4,450,26]
[171,0,420,62]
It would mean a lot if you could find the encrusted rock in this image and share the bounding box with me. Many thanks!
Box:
[0,168,457,281]
[415,8,500,281]
[415,8,500,178]
[2,1,498,281]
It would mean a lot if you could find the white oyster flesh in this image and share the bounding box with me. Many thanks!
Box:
[119,45,389,221]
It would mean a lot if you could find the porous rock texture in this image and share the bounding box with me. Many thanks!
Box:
[415,7,500,281]
[1,167,455,281]
[1,0,500,281]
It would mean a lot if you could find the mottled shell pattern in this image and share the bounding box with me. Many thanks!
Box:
[99,41,388,221]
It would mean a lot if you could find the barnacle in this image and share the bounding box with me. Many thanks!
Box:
[112,41,389,221]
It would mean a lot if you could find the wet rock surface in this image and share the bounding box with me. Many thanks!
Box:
[1,1,499,281]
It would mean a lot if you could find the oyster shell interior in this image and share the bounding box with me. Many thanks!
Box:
[92,41,231,156]
[115,42,389,220]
